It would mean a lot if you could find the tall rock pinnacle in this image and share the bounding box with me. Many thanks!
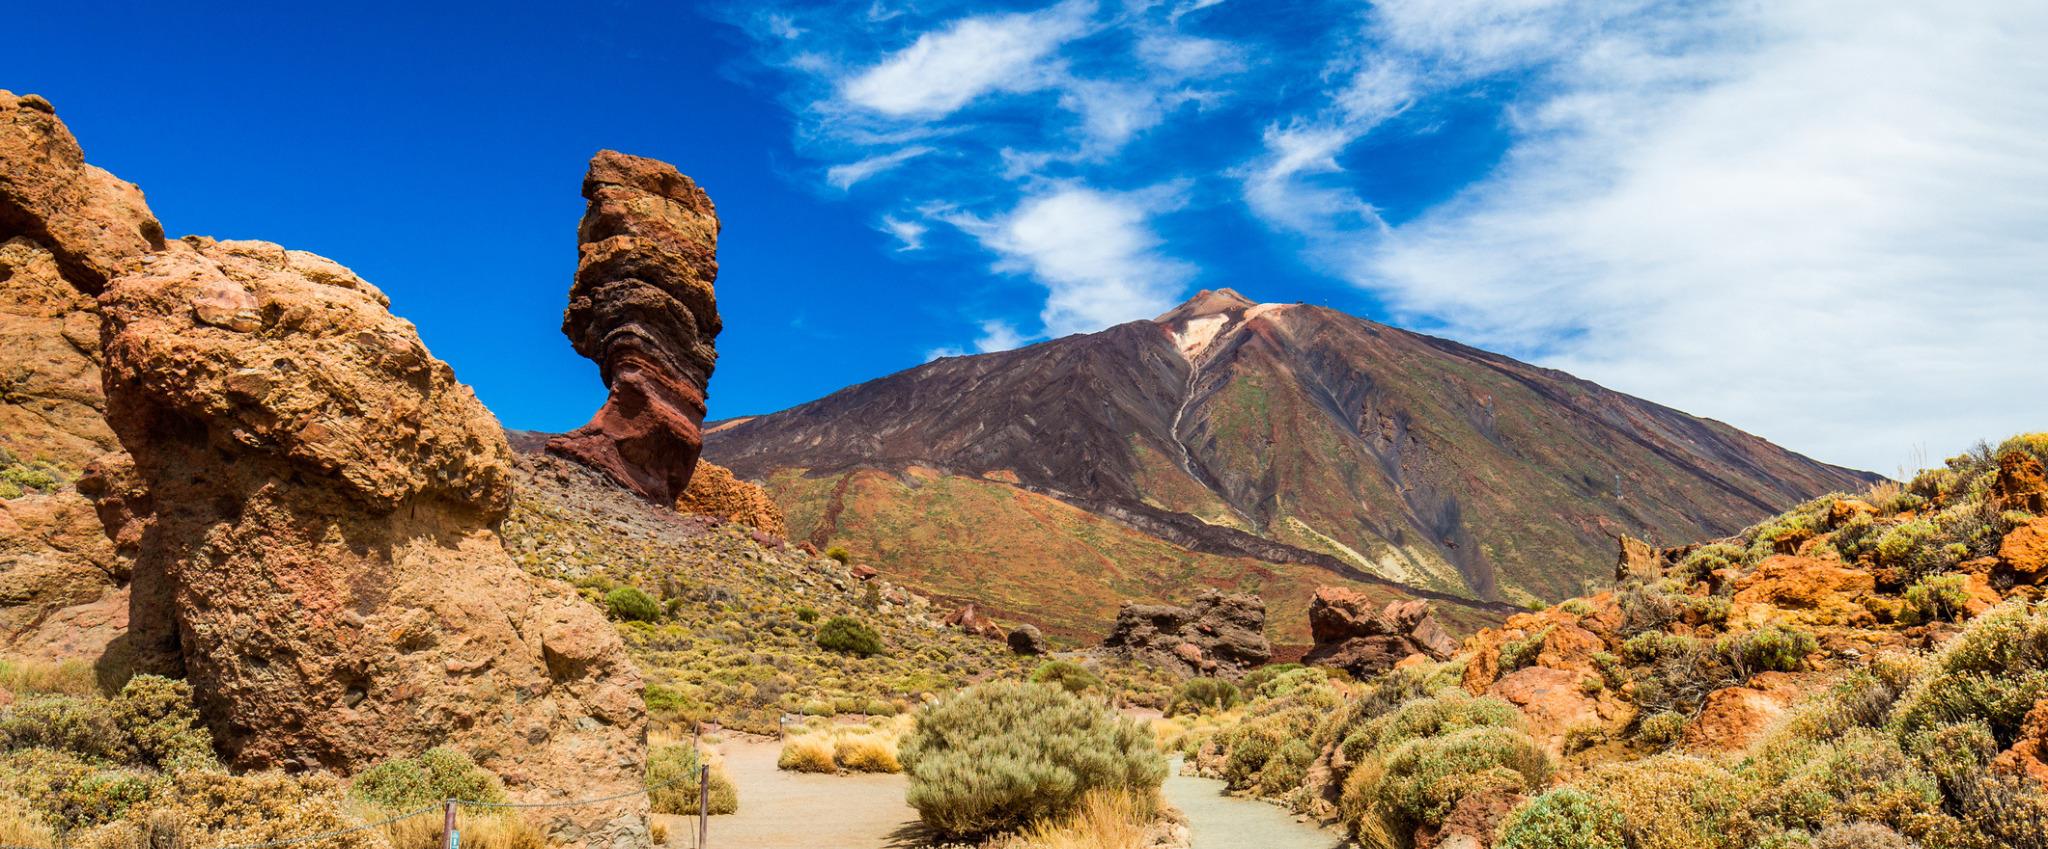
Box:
[547,150,721,505]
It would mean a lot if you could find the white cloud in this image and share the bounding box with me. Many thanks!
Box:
[826,146,935,189]
[947,185,1193,337]
[840,0,1096,118]
[878,214,929,251]
[1260,0,2048,472]
[973,319,1030,352]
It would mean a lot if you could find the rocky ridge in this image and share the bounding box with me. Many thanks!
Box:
[1098,589,1272,678]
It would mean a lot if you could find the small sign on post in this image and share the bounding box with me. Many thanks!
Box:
[445,799,460,849]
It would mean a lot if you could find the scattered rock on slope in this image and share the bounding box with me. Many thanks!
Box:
[548,150,721,506]
[1300,587,1459,678]
[100,236,648,845]
[1100,589,1271,678]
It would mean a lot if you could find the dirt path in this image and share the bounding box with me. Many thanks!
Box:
[657,738,927,849]
[1162,760,1352,849]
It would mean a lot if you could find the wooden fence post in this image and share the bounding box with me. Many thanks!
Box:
[697,764,710,849]
[444,799,459,849]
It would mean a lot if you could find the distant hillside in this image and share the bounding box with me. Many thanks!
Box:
[703,289,1877,643]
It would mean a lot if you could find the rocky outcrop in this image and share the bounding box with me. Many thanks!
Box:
[100,237,646,845]
[1301,588,1459,678]
[942,603,1006,640]
[0,90,163,661]
[547,151,720,507]
[1101,589,1271,678]
[674,459,786,537]
[1730,555,1877,628]
[1007,624,1048,655]
[1993,697,2048,787]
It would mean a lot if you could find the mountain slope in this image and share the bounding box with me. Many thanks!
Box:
[705,289,1876,637]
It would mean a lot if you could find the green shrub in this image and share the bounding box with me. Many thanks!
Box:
[647,743,738,814]
[604,586,662,622]
[1901,575,1970,624]
[350,747,505,809]
[815,616,883,657]
[1239,663,1304,696]
[0,694,127,762]
[1497,788,1627,849]
[795,605,819,623]
[1889,601,2048,747]
[1719,626,1816,678]
[1222,725,1281,790]
[1166,678,1241,716]
[1341,691,1520,764]
[1029,660,1103,695]
[1258,739,1314,797]
[108,675,214,771]
[1874,520,1949,581]
[1348,727,1548,836]
[899,681,1164,836]
[1637,711,1687,747]
[1676,544,1743,584]
[825,546,852,563]
[1499,628,1552,672]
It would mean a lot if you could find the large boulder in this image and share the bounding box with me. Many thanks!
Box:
[547,151,721,506]
[1300,588,1460,678]
[0,90,162,661]
[100,237,647,845]
[1101,589,1270,678]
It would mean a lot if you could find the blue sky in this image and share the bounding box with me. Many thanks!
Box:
[12,1,2047,473]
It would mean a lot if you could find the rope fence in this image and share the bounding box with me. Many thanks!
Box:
[11,767,713,849]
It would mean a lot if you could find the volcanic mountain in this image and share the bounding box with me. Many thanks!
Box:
[703,289,1876,645]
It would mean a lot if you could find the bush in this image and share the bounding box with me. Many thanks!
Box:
[899,681,1164,837]
[1902,575,1970,624]
[1497,789,1627,849]
[777,737,837,773]
[815,616,883,657]
[108,675,215,771]
[1222,725,1281,790]
[825,546,851,564]
[834,734,902,773]
[1029,660,1104,695]
[647,743,737,815]
[1347,727,1548,836]
[1889,601,2048,748]
[1719,626,1816,678]
[1239,663,1304,696]
[603,586,662,622]
[795,606,819,623]
[1340,691,1520,763]
[1258,739,1314,797]
[1166,678,1241,716]
[1637,711,1687,747]
[350,747,505,809]
[1499,628,1552,672]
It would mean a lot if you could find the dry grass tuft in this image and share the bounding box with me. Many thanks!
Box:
[776,736,837,773]
[362,803,543,849]
[983,791,1159,849]
[0,656,98,696]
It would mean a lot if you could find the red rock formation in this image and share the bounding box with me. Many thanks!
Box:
[0,90,163,662]
[1301,588,1460,678]
[548,151,720,505]
[101,237,647,845]
[943,603,1006,640]
[674,459,787,537]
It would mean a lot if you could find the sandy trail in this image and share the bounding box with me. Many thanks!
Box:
[655,738,927,849]
[1162,759,1352,849]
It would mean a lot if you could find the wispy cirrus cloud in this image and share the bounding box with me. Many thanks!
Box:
[839,0,1095,118]
[826,145,935,189]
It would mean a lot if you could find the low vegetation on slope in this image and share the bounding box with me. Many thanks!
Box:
[1165,434,2048,849]
[503,455,1036,736]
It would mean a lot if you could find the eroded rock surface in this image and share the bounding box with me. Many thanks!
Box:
[674,459,787,537]
[0,90,162,660]
[548,151,720,506]
[1301,588,1459,678]
[1101,589,1271,678]
[101,237,647,845]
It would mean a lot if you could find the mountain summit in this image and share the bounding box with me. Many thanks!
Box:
[705,290,1875,643]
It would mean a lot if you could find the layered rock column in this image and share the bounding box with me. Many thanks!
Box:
[548,151,720,505]
[100,238,647,845]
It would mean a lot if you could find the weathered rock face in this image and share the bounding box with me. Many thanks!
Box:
[1007,624,1048,655]
[674,459,787,537]
[942,603,1006,640]
[1101,589,1271,678]
[548,151,720,506]
[1301,588,1459,678]
[100,237,647,844]
[0,90,162,661]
